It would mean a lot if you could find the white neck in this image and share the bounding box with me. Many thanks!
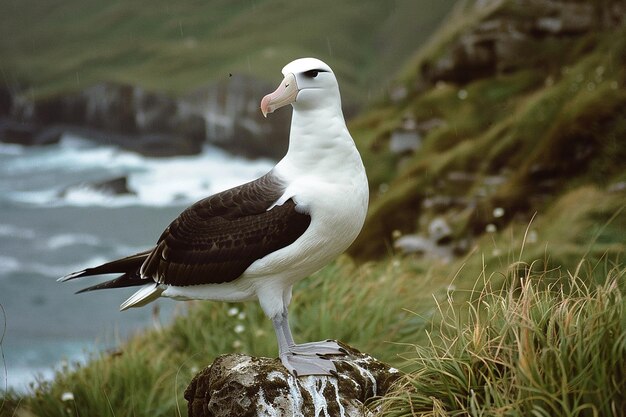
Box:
[277,98,361,178]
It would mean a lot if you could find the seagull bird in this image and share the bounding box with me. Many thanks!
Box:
[60,57,369,377]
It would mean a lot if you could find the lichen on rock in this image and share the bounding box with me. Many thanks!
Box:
[184,342,400,417]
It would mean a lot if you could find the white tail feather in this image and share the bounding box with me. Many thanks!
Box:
[120,284,163,311]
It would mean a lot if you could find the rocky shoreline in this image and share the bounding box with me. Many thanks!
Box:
[0,74,291,160]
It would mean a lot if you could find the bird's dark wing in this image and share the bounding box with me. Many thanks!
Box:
[140,171,311,286]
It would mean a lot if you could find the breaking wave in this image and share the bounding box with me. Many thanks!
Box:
[0,133,275,208]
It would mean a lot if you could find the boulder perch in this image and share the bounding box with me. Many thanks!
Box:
[184,342,400,417]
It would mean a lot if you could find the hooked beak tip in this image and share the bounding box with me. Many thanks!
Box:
[259,73,298,119]
[260,95,271,118]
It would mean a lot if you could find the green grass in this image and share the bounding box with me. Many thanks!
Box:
[378,263,626,416]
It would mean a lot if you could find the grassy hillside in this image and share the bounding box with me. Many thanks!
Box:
[349,0,626,261]
[0,0,456,102]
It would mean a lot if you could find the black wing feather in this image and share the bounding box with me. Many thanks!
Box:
[61,250,151,281]
[141,172,311,286]
[65,171,311,291]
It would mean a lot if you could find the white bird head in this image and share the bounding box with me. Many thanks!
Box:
[260,58,340,117]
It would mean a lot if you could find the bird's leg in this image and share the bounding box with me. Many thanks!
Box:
[272,316,291,361]
[280,309,348,357]
[272,314,338,377]
[280,287,296,347]
[280,309,296,347]
[278,288,348,357]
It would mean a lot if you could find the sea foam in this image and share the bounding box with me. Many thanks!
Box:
[0,133,275,208]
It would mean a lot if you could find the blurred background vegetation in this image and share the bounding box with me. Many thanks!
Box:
[0,0,456,101]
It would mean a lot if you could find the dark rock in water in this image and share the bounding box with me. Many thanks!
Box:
[69,125,205,158]
[0,114,204,157]
[185,342,400,417]
[35,126,65,146]
[125,133,204,158]
[90,176,135,196]
[0,118,63,146]
[59,176,135,198]
[0,118,40,145]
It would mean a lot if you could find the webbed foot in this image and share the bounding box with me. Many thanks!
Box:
[279,352,338,377]
[289,340,348,357]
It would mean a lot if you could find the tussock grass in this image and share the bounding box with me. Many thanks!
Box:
[379,261,626,417]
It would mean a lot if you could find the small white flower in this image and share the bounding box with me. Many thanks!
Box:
[457,89,468,100]
[232,340,243,349]
[61,392,75,402]
[485,224,497,233]
[234,324,245,334]
[492,207,505,218]
[227,307,239,317]
[237,311,246,320]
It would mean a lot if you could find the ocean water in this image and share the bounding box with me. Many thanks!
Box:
[0,134,274,392]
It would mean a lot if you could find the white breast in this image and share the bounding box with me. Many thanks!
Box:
[245,136,368,284]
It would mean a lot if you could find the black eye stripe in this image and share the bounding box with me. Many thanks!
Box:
[303,69,328,78]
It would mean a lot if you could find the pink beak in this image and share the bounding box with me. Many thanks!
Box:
[260,73,298,117]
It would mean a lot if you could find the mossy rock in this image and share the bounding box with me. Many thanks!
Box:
[185,342,400,417]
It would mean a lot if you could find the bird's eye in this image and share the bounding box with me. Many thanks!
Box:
[303,69,327,78]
